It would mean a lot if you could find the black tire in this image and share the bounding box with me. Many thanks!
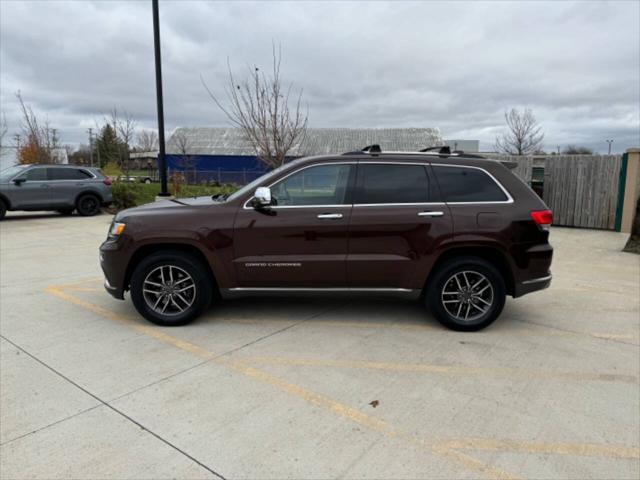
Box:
[130,251,213,326]
[57,208,74,215]
[0,200,6,220]
[426,256,506,331]
[76,193,101,216]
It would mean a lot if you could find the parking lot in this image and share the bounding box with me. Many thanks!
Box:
[0,211,638,479]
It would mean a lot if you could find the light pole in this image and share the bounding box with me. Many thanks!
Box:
[87,128,94,167]
[152,0,169,196]
[606,139,614,155]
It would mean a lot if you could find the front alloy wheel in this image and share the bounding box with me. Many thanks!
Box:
[130,251,213,326]
[142,265,196,316]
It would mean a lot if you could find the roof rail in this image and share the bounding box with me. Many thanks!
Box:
[419,146,451,155]
[341,144,382,155]
[361,144,381,153]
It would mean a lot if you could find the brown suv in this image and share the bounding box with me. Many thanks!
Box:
[100,146,553,331]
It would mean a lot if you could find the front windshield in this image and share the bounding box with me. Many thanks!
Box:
[0,165,28,180]
[225,159,305,202]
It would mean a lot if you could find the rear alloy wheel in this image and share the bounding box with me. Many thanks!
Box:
[130,251,213,326]
[427,257,506,331]
[76,194,101,216]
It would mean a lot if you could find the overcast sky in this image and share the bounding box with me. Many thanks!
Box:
[1,0,639,153]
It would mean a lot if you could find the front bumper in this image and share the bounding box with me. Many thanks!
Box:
[99,241,127,300]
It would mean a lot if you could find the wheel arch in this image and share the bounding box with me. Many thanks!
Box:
[425,245,515,296]
[124,243,218,295]
[75,189,104,205]
[0,193,11,209]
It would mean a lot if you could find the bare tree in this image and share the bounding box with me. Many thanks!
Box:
[0,112,7,151]
[495,108,544,156]
[15,91,55,163]
[203,44,308,168]
[136,129,159,151]
[106,107,136,171]
[170,129,197,183]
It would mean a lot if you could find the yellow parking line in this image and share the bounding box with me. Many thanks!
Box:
[438,438,640,460]
[242,356,638,384]
[44,283,517,480]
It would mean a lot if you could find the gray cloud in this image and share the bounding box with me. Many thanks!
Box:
[1,0,638,153]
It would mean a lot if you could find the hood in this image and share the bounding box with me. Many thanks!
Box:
[115,195,222,220]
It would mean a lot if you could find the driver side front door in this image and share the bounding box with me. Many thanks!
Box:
[232,162,355,288]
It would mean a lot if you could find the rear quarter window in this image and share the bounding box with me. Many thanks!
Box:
[432,166,509,203]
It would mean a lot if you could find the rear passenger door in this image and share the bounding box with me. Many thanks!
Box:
[48,167,94,207]
[346,162,453,290]
[429,164,513,238]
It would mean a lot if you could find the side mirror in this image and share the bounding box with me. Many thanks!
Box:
[253,186,272,208]
[13,178,26,186]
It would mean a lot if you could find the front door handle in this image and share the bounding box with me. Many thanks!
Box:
[418,211,444,217]
[317,213,343,219]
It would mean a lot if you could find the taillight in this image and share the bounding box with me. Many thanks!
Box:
[103,178,112,186]
[531,210,553,229]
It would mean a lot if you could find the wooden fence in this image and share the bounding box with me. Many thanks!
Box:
[492,154,624,229]
[542,155,622,230]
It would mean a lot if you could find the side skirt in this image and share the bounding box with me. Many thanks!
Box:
[219,287,422,300]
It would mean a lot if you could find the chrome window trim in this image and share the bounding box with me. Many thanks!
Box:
[242,161,356,210]
[13,166,97,182]
[353,202,445,208]
[241,160,513,209]
[430,163,514,205]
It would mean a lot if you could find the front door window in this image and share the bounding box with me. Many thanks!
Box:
[270,164,351,206]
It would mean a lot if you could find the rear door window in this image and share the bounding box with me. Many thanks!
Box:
[49,168,92,180]
[355,164,430,204]
[432,166,509,203]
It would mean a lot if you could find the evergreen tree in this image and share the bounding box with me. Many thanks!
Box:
[95,124,123,167]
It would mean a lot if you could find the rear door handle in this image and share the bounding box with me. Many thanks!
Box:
[418,211,444,217]
[317,213,343,219]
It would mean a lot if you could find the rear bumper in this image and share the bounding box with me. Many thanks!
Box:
[514,274,552,297]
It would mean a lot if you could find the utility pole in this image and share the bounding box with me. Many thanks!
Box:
[606,139,614,155]
[87,128,94,167]
[152,0,169,196]
[557,145,560,155]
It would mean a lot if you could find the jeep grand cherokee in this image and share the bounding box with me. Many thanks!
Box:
[100,146,553,331]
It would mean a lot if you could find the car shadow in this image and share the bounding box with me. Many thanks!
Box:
[2,211,111,221]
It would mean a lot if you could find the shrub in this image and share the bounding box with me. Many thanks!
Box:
[111,182,138,210]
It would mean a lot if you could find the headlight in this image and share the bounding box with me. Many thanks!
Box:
[109,222,126,237]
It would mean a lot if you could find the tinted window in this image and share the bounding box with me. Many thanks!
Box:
[17,168,47,181]
[432,166,508,202]
[49,168,92,180]
[355,164,429,204]
[271,164,351,206]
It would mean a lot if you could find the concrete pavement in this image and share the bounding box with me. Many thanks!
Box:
[0,211,638,479]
